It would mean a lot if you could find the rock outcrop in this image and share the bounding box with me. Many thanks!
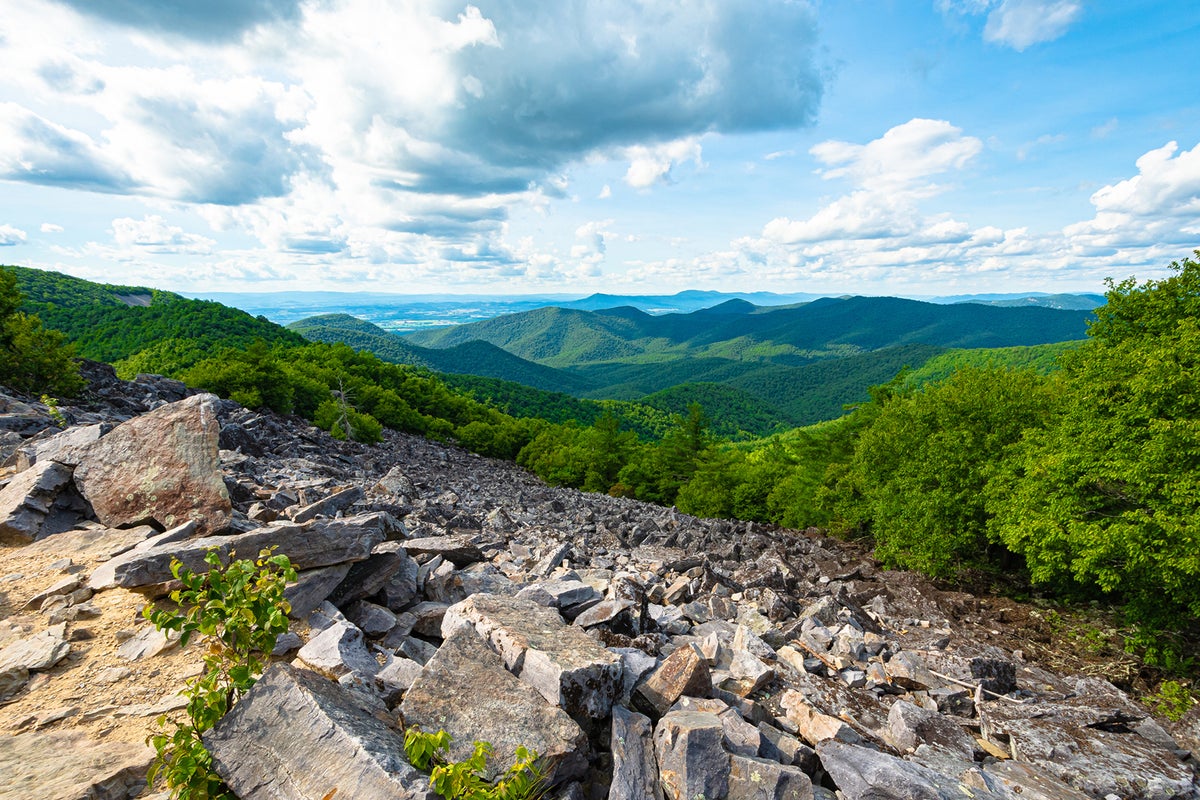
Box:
[0,368,1196,800]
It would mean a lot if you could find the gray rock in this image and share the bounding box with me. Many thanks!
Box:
[376,546,421,610]
[730,649,775,696]
[296,620,381,679]
[799,596,840,627]
[522,578,600,610]
[400,627,588,785]
[291,486,363,522]
[403,534,484,566]
[375,466,415,497]
[285,564,352,620]
[73,393,232,535]
[634,643,712,719]
[886,650,939,691]
[1,730,152,800]
[346,600,398,638]
[610,704,663,800]
[427,561,516,605]
[671,696,761,757]
[734,623,777,661]
[728,753,814,800]
[963,760,1093,800]
[22,575,81,611]
[0,460,73,545]
[0,622,71,672]
[887,700,976,758]
[115,625,176,661]
[757,722,818,773]
[969,657,1017,695]
[19,423,106,469]
[653,710,730,800]
[442,593,622,722]
[329,546,408,606]
[573,598,635,629]
[409,601,450,638]
[205,663,433,799]
[817,739,1000,800]
[100,513,387,589]
[375,657,423,705]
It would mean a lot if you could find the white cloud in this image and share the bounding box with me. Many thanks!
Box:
[40,223,64,233]
[0,225,27,246]
[570,220,614,274]
[811,118,982,192]
[598,184,612,200]
[984,0,1082,51]
[622,138,704,189]
[111,215,216,254]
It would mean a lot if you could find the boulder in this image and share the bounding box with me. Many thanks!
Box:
[1,730,152,800]
[634,643,713,718]
[285,564,352,620]
[442,593,622,722]
[728,753,814,800]
[886,700,975,758]
[73,393,232,534]
[610,705,664,800]
[0,460,73,544]
[205,663,433,800]
[400,627,588,785]
[402,534,484,566]
[0,622,70,674]
[780,690,861,746]
[291,486,363,522]
[817,739,1000,800]
[653,710,729,800]
[296,620,381,679]
[99,513,387,589]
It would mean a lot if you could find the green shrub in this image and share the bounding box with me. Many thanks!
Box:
[143,548,297,800]
[403,725,546,800]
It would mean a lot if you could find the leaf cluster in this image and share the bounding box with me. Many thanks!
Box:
[403,726,546,800]
[144,548,297,799]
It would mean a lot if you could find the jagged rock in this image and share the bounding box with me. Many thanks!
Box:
[634,643,712,718]
[403,534,484,566]
[409,600,450,638]
[328,544,409,606]
[400,627,588,785]
[375,465,415,497]
[963,760,1093,800]
[345,600,398,637]
[11,422,106,471]
[21,575,81,611]
[757,722,819,773]
[730,649,775,696]
[0,622,70,673]
[728,753,814,800]
[610,705,664,800]
[427,561,517,605]
[817,739,1001,800]
[285,564,352,620]
[734,623,777,661]
[116,625,176,661]
[521,578,601,610]
[100,513,387,589]
[970,657,1017,695]
[295,620,381,679]
[205,663,433,800]
[672,696,762,757]
[574,598,636,629]
[0,664,28,699]
[0,460,73,544]
[886,650,939,691]
[1,730,153,800]
[375,657,423,705]
[73,393,232,535]
[799,596,840,627]
[377,548,421,610]
[442,593,622,722]
[978,683,1197,800]
[654,710,729,800]
[780,690,862,746]
[291,485,364,522]
[887,699,976,758]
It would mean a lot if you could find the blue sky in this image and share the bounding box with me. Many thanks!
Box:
[1,0,1198,296]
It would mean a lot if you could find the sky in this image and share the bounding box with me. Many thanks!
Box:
[1,0,1198,297]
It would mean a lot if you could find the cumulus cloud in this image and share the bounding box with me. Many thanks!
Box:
[811,118,982,191]
[111,215,216,254]
[622,138,703,189]
[40,223,64,233]
[0,225,27,246]
[0,103,136,193]
[570,220,614,275]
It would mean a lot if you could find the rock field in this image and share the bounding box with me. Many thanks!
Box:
[0,362,1198,800]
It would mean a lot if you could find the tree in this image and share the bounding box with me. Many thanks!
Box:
[0,266,84,396]
[987,252,1200,647]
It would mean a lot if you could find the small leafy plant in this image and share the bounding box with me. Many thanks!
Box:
[403,725,546,800]
[144,548,297,800]
[40,394,67,426]
[1147,680,1196,723]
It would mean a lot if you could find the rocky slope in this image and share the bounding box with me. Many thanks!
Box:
[0,363,1197,800]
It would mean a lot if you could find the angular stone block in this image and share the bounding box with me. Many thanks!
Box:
[653,710,729,800]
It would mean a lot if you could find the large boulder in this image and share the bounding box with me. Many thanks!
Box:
[0,460,73,544]
[73,393,232,534]
[1,730,152,800]
[205,663,433,799]
[442,593,623,723]
[400,627,589,785]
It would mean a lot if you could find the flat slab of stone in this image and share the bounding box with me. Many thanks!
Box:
[0,622,70,673]
[402,535,484,566]
[400,627,588,785]
[73,393,232,535]
[206,663,433,800]
[728,753,814,800]
[291,486,363,522]
[0,730,153,800]
[442,593,622,721]
[635,644,713,718]
[818,739,1000,800]
[781,689,862,746]
[99,513,387,588]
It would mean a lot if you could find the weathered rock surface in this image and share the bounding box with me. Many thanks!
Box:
[72,393,231,535]
[205,663,433,800]
[442,593,622,722]
[0,460,73,544]
[610,705,663,800]
[400,627,589,785]
[818,739,1000,800]
[654,710,730,800]
[0,730,153,800]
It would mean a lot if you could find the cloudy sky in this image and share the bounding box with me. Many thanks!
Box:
[1,1,1198,296]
